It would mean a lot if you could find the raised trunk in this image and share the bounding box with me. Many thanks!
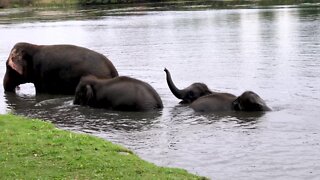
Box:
[164,68,184,99]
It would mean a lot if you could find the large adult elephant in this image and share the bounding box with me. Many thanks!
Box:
[164,68,212,104]
[190,91,271,112]
[3,42,118,94]
[73,75,163,111]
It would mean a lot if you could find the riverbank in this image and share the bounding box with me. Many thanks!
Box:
[0,114,205,179]
[0,0,76,8]
[1,0,319,9]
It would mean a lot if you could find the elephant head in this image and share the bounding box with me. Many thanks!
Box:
[164,68,212,104]
[232,91,271,111]
[3,43,37,92]
[73,76,96,106]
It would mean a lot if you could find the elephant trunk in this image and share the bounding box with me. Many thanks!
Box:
[3,71,18,92]
[164,68,184,99]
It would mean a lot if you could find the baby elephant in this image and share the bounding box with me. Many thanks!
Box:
[74,76,163,111]
[190,91,271,112]
[164,68,212,104]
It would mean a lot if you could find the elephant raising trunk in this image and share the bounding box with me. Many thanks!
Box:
[164,68,183,99]
[164,68,212,104]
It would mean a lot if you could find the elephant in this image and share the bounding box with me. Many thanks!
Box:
[164,68,270,112]
[73,75,163,111]
[164,68,212,104]
[3,42,118,95]
[190,91,271,112]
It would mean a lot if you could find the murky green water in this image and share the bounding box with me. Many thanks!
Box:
[1,4,320,179]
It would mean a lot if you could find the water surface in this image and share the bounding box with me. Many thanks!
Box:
[1,5,320,179]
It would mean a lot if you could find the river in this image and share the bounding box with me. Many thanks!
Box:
[0,4,320,179]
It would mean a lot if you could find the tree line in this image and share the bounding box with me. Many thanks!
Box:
[1,0,319,8]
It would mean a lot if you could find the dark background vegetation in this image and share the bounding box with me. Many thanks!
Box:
[1,0,319,8]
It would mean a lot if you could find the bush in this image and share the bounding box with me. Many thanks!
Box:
[0,0,9,8]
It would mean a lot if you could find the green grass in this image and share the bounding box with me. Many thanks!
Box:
[0,114,206,179]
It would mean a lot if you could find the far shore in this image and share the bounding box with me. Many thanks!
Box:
[1,0,319,9]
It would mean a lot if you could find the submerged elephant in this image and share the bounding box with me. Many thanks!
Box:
[190,91,271,112]
[3,42,118,95]
[164,68,212,104]
[73,76,163,111]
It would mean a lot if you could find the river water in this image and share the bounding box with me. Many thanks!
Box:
[1,4,320,179]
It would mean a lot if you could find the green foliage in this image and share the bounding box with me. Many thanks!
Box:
[78,0,160,5]
[1,0,78,8]
[1,0,319,8]
[0,0,9,8]
[0,114,206,179]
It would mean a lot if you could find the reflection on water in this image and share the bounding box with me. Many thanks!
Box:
[1,4,320,179]
[5,91,163,133]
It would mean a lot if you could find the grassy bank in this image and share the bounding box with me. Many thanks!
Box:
[0,114,205,179]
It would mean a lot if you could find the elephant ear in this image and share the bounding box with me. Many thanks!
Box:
[7,48,26,75]
[74,84,95,105]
